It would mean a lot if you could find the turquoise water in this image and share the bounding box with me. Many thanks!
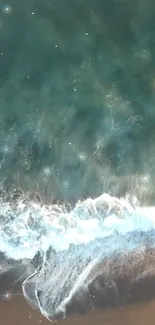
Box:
[0,0,155,200]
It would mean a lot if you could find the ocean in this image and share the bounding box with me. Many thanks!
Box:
[0,0,155,323]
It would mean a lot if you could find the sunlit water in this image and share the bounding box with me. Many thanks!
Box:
[0,193,155,320]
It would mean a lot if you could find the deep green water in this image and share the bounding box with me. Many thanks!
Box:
[0,0,155,202]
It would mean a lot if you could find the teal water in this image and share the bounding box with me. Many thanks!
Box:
[0,0,155,201]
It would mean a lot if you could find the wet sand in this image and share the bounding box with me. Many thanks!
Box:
[1,230,155,323]
[1,295,155,325]
[1,246,155,323]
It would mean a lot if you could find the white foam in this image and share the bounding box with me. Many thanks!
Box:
[0,194,155,260]
[0,193,155,320]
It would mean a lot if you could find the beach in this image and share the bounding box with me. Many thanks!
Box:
[1,243,155,324]
[1,295,155,325]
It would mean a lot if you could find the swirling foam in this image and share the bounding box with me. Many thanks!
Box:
[0,193,155,320]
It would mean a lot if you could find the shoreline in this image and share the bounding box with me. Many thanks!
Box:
[1,294,155,325]
[1,247,155,320]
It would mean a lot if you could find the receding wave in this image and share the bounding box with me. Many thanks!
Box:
[0,193,155,320]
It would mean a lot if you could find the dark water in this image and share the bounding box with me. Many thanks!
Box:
[0,0,155,201]
[1,0,155,324]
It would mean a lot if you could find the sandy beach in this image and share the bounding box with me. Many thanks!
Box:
[1,246,155,324]
[1,295,155,325]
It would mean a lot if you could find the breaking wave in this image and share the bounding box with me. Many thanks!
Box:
[0,193,155,320]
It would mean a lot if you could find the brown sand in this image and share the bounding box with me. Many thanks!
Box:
[1,238,155,323]
[1,247,155,324]
[1,295,155,325]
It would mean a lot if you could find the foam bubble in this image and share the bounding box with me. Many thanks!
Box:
[0,193,155,320]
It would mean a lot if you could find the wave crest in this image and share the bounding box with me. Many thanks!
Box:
[0,193,155,320]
